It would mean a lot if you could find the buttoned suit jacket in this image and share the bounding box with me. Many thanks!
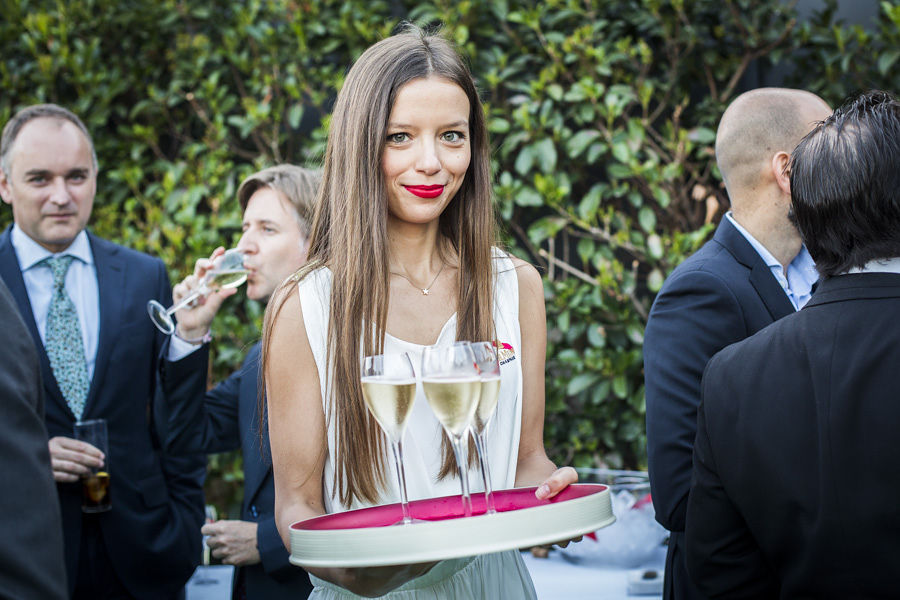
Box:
[160,342,313,599]
[685,273,900,598]
[643,217,797,599]
[0,277,68,600]
[0,226,206,600]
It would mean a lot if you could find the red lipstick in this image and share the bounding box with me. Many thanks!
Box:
[404,185,444,199]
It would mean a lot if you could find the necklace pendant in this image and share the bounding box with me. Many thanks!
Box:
[422,288,429,296]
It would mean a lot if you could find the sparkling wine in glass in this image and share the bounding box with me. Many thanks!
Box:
[421,341,481,518]
[471,341,501,515]
[361,353,418,525]
[147,248,248,335]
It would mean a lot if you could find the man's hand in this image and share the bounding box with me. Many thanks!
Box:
[172,246,237,341]
[48,436,104,482]
[203,520,260,566]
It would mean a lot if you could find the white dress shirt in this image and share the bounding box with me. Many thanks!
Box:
[847,257,900,274]
[726,212,819,310]
[12,224,100,380]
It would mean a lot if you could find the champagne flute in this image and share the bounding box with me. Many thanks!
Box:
[147,248,248,335]
[361,353,418,525]
[470,341,501,514]
[421,342,481,518]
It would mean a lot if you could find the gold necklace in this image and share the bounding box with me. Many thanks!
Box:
[391,261,446,296]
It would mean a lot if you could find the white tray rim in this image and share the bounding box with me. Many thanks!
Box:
[290,485,615,568]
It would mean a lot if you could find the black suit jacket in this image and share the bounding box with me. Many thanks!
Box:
[0,227,206,600]
[160,342,312,599]
[686,273,900,599]
[0,277,67,600]
[643,218,796,599]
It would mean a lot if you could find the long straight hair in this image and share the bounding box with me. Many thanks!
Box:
[262,27,496,508]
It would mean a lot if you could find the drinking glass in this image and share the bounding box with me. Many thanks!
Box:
[421,341,481,517]
[193,504,218,585]
[471,341,501,514]
[147,248,248,335]
[361,353,418,525]
[73,419,111,513]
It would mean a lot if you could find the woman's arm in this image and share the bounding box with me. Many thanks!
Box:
[510,258,577,497]
[265,285,435,597]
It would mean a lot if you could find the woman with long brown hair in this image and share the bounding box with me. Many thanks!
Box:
[263,26,577,598]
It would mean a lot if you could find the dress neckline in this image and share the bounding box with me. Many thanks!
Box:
[384,312,457,348]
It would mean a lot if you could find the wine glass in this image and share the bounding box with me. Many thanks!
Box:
[361,353,418,525]
[421,341,481,518]
[470,341,501,514]
[147,248,248,335]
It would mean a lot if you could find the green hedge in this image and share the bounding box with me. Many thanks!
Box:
[2,0,897,514]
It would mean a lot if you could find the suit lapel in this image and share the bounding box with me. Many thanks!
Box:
[85,233,125,415]
[714,218,796,320]
[0,229,72,417]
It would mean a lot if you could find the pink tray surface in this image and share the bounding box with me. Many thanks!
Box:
[293,484,608,531]
[290,484,615,567]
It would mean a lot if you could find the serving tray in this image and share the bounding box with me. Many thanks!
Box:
[290,484,615,568]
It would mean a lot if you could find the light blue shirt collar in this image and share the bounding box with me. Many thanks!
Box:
[726,212,818,309]
[11,224,94,272]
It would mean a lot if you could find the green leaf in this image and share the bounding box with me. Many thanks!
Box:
[647,234,664,260]
[528,216,568,243]
[567,374,599,396]
[687,127,716,144]
[515,186,543,207]
[647,268,664,292]
[514,144,535,175]
[878,50,900,75]
[534,138,557,173]
[566,130,601,158]
[638,206,656,232]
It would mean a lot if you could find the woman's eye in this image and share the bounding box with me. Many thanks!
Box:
[442,131,465,143]
[387,132,410,144]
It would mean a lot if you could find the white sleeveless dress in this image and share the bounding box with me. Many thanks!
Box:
[297,249,537,599]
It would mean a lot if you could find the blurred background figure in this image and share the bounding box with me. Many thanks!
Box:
[159,165,318,599]
[643,88,831,599]
[0,275,67,599]
[686,90,900,598]
[0,103,206,600]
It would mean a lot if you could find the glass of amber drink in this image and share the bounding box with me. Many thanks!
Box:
[74,418,111,513]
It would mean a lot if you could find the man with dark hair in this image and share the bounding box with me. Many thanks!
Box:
[0,103,205,599]
[685,90,900,598]
[159,165,318,599]
[643,88,830,599]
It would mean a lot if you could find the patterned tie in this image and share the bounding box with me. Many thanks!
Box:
[43,255,89,421]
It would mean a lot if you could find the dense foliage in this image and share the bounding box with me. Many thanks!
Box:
[2,0,897,513]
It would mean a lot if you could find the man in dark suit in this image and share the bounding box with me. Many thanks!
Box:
[0,276,67,599]
[0,103,205,599]
[643,88,831,599]
[159,165,317,599]
[685,90,900,598]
